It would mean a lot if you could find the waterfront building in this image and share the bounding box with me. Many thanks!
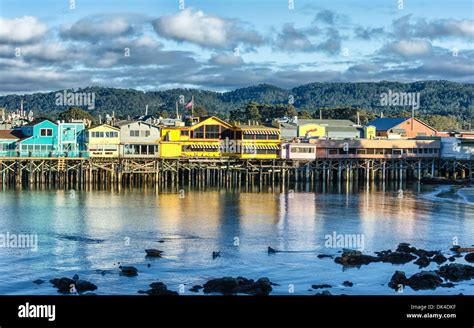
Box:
[367,117,437,138]
[309,139,440,159]
[17,119,58,157]
[86,124,120,157]
[160,116,234,158]
[230,124,281,159]
[0,130,24,157]
[440,137,474,160]
[57,121,86,157]
[118,121,161,157]
[280,141,316,160]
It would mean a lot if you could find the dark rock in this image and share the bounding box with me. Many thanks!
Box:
[158,240,165,243]
[450,245,461,252]
[406,271,443,290]
[334,249,380,266]
[189,285,203,292]
[432,254,448,265]
[376,250,417,264]
[464,253,474,263]
[145,282,179,296]
[311,284,332,289]
[396,243,416,253]
[317,254,333,259]
[50,278,76,293]
[314,290,332,296]
[72,274,79,281]
[203,276,273,295]
[33,279,45,285]
[388,271,407,290]
[50,277,97,294]
[212,251,221,259]
[413,249,439,258]
[268,247,277,254]
[414,256,430,268]
[145,249,163,258]
[147,264,151,268]
[438,263,474,282]
[75,280,98,293]
[119,266,138,277]
[448,256,456,262]
[343,281,353,287]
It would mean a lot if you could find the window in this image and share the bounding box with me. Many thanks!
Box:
[40,128,53,136]
[181,130,189,137]
[244,134,254,140]
[193,126,205,139]
[357,149,366,155]
[144,131,150,137]
[328,149,339,155]
[130,130,140,137]
[205,125,220,139]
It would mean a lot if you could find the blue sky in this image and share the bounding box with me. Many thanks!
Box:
[0,0,472,94]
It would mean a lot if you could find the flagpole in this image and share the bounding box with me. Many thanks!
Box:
[192,95,194,117]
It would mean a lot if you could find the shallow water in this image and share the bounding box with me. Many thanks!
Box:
[0,182,473,295]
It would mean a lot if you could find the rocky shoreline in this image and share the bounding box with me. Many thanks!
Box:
[34,243,474,296]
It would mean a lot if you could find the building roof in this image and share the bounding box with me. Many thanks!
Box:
[234,124,279,130]
[0,129,25,140]
[298,119,357,127]
[326,126,360,133]
[23,118,56,127]
[367,118,409,131]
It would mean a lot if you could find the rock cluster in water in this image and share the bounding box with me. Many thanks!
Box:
[50,275,97,294]
[203,277,275,295]
[140,282,179,296]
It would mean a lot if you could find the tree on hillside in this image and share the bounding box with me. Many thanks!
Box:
[297,110,312,119]
[193,106,208,117]
[58,107,94,123]
[243,102,261,123]
[420,115,460,131]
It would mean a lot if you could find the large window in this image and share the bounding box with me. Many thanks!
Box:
[130,130,140,137]
[40,128,53,136]
[205,125,220,139]
[193,126,204,139]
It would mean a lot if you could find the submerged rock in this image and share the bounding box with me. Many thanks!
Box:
[438,263,474,282]
[342,281,354,287]
[376,250,417,264]
[334,249,380,266]
[406,271,443,290]
[388,271,408,290]
[144,282,179,296]
[317,254,333,259]
[212,251,221,259]
[414,256,430,268]
[464,253,474,263]
[311,284,332,289]
[432,254,448,265]
[145,249,163,257]
[203,276,274,295]
[33,279,45,285]
[268,247,277,254]
[50,277,97,294]
[119,266,138,277]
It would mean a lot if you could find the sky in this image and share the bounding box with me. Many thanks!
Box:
[0,0,473,94]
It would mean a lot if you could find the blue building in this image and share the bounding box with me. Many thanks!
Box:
[17,119,58,157]
[57,121,86,157]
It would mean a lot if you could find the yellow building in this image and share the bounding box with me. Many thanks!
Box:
[364,125,376,139]
[231,125,280,159]
[159,116,234,158]
[86,124,120,157]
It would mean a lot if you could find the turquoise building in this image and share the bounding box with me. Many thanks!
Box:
[0,130,23,157]
[17,119,58,157]
[57,122,87,157]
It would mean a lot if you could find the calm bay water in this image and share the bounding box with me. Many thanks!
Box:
[0,183,473,295]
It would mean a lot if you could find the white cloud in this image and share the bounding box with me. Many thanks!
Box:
[61,15,136,42]
[0,16,47,43]
[153,8,262,48]
[389,39,432,56]
[210,53,244,66]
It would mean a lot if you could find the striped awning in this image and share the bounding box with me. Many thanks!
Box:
[243,130,279,135]
[244,145,279,150]
[189,144,219,150]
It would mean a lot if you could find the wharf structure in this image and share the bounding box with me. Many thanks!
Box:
[0,116,472,188]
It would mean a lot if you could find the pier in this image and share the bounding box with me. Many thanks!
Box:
[0,157,472,189]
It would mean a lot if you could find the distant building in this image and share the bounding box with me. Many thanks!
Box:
[367,117,436,138]
[440,137,474,160]
[86,124,120,157]
[118,121,161,157]
[297,119,373,139]
[17,119,58,157]
[0,130,24,157]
